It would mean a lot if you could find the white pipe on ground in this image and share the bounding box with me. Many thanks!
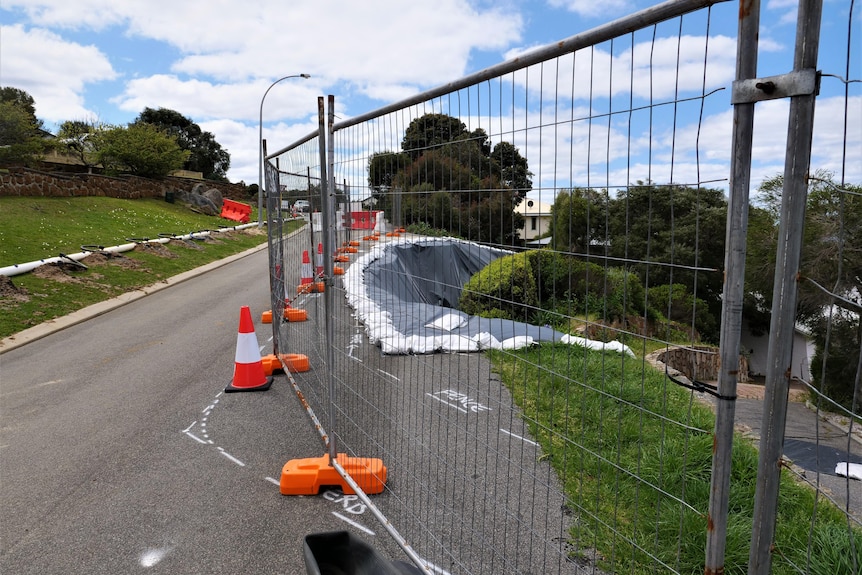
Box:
[0,223,258,277]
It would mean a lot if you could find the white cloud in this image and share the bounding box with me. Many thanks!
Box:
[0,24,118,124]
[548,0,632,18]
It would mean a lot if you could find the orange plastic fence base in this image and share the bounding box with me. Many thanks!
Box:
[333,266,345,276]
[334,255,350,263]
[284,307,308,322]
[261,310,273,324]
[261,354,283,376]
[280,453,387,496]
[297,281,325,294]
[281,353,310,372]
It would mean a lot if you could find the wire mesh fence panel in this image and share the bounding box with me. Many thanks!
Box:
[265,0,861,573]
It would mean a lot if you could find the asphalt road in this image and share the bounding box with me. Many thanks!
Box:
[0,245,393,574]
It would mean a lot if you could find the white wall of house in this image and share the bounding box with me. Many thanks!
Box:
[516,199,553,241]
[739,320,814,381]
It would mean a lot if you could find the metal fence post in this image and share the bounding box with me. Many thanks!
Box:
[704,1,760,571]
[748,0,823,572]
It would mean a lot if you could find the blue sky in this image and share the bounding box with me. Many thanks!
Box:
[1,0,858,189]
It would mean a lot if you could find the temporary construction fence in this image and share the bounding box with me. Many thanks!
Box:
[263,0,861,573]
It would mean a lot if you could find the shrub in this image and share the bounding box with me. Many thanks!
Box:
[460,252,538,320]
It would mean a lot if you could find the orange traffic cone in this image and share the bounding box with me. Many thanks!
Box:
[315,243,324,278]
[225,306,273,393]
[297,250,314,293]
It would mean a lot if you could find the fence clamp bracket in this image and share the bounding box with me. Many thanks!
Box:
[731,69,819,104]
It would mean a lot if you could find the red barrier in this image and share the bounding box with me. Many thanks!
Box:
[347,211,377,230]
[221,199,252,223]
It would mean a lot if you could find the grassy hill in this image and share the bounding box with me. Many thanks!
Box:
[0,196,290,339]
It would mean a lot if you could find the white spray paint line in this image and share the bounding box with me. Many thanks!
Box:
[426,393,468,414]
[378,369,399,381]
[346,332,364,362]
[217,447,246,467]
[182,421,209,445]
[265,476,281,486]
[500,428,539,447]
[332,511,375,535]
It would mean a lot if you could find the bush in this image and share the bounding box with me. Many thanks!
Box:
[460,249,645,325]
[460,252,538,320]
[647,283,718,343]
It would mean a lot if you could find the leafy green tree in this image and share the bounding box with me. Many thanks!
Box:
[491,140,532,198]
[368,113,531,246]
[0,87,48,166]
[748,172,861,410]
[96,123,189,178]
[607,182,727,315]
[550,187,609,253]
[135,107,230,181]
[0,87,43,130]
[57,119,104,172]
[401,113,468,160]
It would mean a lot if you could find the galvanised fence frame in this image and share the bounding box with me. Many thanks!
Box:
[264,0,861,573]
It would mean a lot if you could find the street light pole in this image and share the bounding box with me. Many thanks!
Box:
[258,73,310,228]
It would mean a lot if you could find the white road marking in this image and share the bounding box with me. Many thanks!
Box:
[500,428,539,447]
[332,511,375,535]
[217,447,246,467]
[265,476,281,486]
[426,393,468,413]
[378,369,399,381]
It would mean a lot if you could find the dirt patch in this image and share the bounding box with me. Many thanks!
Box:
[32,261,86,283]
[169,238,204,250]
[0,275,29,303]
[134,242,178,258]
[80,251,144,270]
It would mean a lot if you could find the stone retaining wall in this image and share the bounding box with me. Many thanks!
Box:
[0,167,248,201]
[646,344,750,384]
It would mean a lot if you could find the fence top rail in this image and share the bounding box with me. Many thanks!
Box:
[328,0,730,132]
[267,129,319,162]
[268,0,728,160]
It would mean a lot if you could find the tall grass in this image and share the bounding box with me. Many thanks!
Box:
[489,343,861,574]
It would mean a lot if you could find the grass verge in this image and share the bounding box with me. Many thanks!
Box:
[0,196,300,339]
[489,343,861,575]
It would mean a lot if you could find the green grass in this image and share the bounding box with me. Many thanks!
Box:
[0,196,300,338]
[489,343,861,575]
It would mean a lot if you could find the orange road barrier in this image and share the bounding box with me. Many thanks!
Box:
[280,453,387,495]
[281,353,310,372]
[225,306,273,393]
[220,199,252,223]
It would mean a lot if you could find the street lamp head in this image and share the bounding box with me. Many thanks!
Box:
[300,74,311,79]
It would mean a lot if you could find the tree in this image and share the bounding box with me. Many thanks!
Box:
[0,87,43,130]
[607,182,728,317]
[550,187,609,253]
[96,123,189,178]
[491,141,532,199]
[135,107,230,181]
[0,87,48,166]
[747,172,861,410]
[368,113,532,246]
[57,119,103,172]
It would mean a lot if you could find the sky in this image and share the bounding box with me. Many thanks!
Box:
[1,0,859,192]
